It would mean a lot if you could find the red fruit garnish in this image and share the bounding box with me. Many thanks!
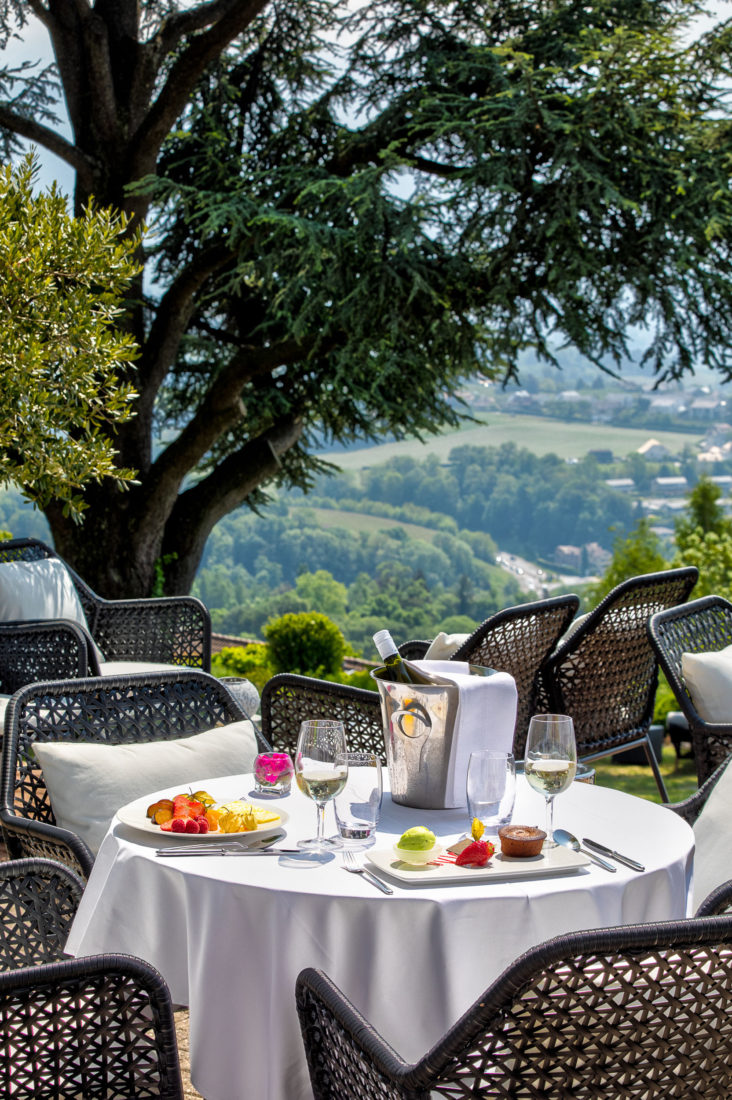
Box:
[159,819,175,831]
[455,839,494,867]
[185,818,200,834]
[197,818,210,833]
[170,818,188,833]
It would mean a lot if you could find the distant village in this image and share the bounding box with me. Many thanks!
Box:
[459,372,732,577]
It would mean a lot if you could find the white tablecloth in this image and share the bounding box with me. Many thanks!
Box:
[66,774,694,1100]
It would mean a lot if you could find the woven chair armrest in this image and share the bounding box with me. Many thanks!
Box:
[664,756,732,826]
[0,954,184,1100]
[396,640,430,660]
[695,877,732,916]
[296,968,416,1099]
[0,619,92,693]
[0,811,94,879]
[92,596,211,670]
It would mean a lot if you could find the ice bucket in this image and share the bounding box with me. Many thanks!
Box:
[372,664,502,809]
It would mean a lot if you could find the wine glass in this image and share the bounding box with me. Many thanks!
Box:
[294,720,348,851]
[524,714,577,849]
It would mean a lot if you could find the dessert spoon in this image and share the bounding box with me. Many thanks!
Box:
[553,829,616,872]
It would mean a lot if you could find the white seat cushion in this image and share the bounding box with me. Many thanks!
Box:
[693,757,732,909]
[0,557,104,664]
[33,721,259,854]
[681,646,732,724]
[99,661,187,676]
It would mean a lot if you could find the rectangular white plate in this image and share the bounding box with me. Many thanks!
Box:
[367,845,590,885]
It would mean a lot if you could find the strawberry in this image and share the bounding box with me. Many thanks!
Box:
[455,839,494,867]
[159,818,175,831]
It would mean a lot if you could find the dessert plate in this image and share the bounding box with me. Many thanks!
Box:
[116,792,289,841]
[367,844,589,885]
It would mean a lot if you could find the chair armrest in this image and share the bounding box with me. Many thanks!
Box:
[0,811,94,879]
[296,967,414,1099]
[397,640,430,660]
[0,620,92,693]
[92,596,211,670]
[663,756,731,826]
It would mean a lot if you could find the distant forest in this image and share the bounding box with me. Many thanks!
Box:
[0,442,667,656]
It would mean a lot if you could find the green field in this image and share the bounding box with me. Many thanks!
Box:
[323,414,703,469]
[299,506,441,542]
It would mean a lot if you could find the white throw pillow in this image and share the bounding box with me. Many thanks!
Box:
[0,557,104,665]
[33,721,258,855]
[693,757,732,909]
[681,646,732,724]
[425,631,470,660]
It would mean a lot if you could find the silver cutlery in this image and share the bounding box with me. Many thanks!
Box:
[553,829,616,872]
[583,838,645,872]
[341,849,393,894]
[156,845,301,857]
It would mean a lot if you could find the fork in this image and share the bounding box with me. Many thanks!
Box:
[341,849,393,895]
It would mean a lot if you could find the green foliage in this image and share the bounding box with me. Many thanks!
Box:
[264,612,346,676]
[587,519,668,606]
[0,154,140,518]
[212,643,272,694]
[671,478,732,599]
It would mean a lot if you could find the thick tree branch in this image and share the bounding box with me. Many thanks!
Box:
[130,0,269,175]
[0,104,91,179]
[140,242,233,397]
[161,414,304,591]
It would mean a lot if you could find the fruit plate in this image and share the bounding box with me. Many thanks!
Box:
[367,844,589,885]
[116,792,289,841]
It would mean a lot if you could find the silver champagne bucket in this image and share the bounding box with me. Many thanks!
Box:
[372,664,499,809]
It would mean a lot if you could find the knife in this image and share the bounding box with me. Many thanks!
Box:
[582,838,645,872]
[156,846,301,857]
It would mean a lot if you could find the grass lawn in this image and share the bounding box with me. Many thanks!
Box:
[593,737,698,805]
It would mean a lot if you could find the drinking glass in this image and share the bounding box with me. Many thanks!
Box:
[466,750,516,835]
[524,714,577,849]
[294,720,348,851]
[333,751,382,849]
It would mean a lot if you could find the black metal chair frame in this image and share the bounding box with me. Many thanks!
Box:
[297,906,732,1099]
[0,538,211,692]
[539,568,698,800]
[0,670,254,877]
[0,857,86,969]
[648,595,732,785]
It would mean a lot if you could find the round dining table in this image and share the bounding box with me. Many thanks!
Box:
[65,772,694,1100]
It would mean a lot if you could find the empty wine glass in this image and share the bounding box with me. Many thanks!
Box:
[294,720,348,851]
[524,714,577,849]
[466,750,516,835]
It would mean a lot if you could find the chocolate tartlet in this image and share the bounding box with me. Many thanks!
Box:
[498,825,546,857]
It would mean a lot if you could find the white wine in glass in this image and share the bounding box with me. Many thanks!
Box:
[524,714,577,849]
[295,720,348,851]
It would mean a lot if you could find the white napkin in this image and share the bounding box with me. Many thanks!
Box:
[413,660,517,807]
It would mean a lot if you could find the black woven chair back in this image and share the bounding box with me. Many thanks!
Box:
[649,595,732,784]
[0,953,184,1098]
[541,568,697,758]
[452,594,580,757]
[0,537,211,671]
[1,670,249,876]
[0,858,85,969]
[297,910,732,1098]
[261,673,385,759]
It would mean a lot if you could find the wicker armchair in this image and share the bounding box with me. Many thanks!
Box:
[0,858,85,969]
[261,672,384,759]
[297,909,732,1099]
[0,953,183,1098]
[401,596,580,758]
[648,596,732,784]
[0,538,211,687]
[0,670,252,877]
[539,568,698,800]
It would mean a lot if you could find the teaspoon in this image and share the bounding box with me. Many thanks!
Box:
[553,828,616,872]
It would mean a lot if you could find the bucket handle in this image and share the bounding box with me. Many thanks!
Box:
[391,700,432,739]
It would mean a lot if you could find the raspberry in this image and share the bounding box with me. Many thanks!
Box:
[185,818,200,834]
[197,818,210,833]
[170,818,187,833]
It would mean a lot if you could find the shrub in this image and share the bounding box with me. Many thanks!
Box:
[265,612,346,676]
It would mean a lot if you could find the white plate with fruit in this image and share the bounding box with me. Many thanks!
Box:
[117,789,289,840]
